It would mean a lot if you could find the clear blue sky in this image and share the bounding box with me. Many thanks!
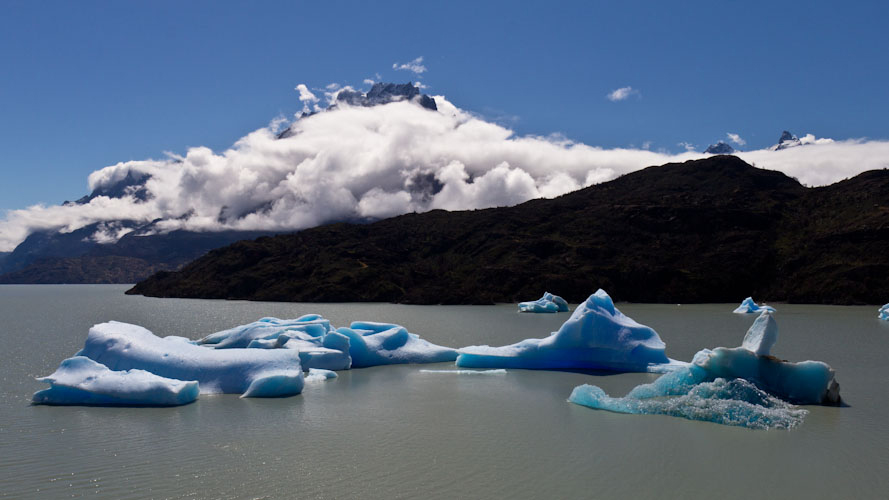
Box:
[1,0,887,212]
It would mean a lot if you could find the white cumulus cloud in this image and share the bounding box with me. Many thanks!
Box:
[727,133,746,146]
[607,86,639,101]
[393,57,427,75]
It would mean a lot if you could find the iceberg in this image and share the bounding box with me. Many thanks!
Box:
[518,292,570,313]
[32,356,199,406]
[78,321,304,398]
[304,368,338,383]
[570,311,841,429]
[879,303,889,321]
[457,289,675,372]
[205,315,456,368]
[733,296,776,314]
[337,321,458,367]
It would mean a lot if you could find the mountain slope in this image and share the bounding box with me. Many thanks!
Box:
[127,156,889,304]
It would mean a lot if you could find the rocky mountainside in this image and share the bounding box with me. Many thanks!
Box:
[128,156,889,305]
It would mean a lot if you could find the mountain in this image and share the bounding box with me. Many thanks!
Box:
[771,130,802,150]
[0,82,439,284]
[127,156,889,305]
[704,142,735,154]
[0,228,279,284]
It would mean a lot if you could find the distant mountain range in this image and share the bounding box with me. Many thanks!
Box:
[128,155,889,305]
[704,130,810,154]
[0,82,441,284]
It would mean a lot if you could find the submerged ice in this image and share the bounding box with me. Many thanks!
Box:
[518,292,569,313]
[458,289,675,372]
[570,311,841,429]
[733,297,776,314]
[32,356,199,406]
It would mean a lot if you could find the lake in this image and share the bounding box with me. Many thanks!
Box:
[1,285,888,499]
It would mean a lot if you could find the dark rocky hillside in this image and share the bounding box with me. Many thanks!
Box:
[127,156,889,305]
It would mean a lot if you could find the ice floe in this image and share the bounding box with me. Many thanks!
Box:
[457,289,677,372]
[77,321,305,398]
[32,356,200,406]
[337,321,458,367]
[419,369,507,375]
[879,303,889,321]
[570,311,841,429]
[518,292,570,313]
[304,368,338,383]
[733,296,776,314]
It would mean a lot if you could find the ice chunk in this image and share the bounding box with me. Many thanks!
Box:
[78,321,304,398]
[518,292,569,313]
[879,303,889,321]
[733,297,776,314]
[280,338,352,371]
[458,289,674,372]
[570,315,841,429]
[304,368,338,383]
[570,377,808,430]
[199,315,332,349]
[419,369,507,375]
[741,311,778,355]
[337,321,458,367]
[32,356,199,406]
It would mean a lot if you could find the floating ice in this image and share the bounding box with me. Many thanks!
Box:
[337,321,458,367]
[570,313,841,429]
[741,311,778,355]
[32,356,199,406]
[733,297,776,314]
[201,316,456,369]
[419,369,507,375]
[199,315,332,349]
[518,292,570,313]
[458,289,675,372]
[879,303,889,321]
[78,321,304,398]
[304,368,338,383]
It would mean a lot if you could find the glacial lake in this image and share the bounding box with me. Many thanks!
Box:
[1,285,888,499]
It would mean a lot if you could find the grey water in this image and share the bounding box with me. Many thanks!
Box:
[1,285,888,499]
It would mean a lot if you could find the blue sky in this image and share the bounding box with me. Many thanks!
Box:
[1,0,887,213]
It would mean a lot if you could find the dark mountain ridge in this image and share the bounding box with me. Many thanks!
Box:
[128,156,889,305]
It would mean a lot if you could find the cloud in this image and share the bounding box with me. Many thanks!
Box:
[393,57,427,75]
[295,84,320,114]
[363,78,375,85]
[606,86,639,102]
[1,84,887,252]
[727,133,746,146]
[678,141,697,152]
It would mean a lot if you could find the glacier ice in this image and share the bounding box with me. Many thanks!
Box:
[570,311,841,429]
[303,368,338,383]
[419,369,507,375]
[337,321,458,367]
[203,315,456,369]
[518,292,570,313]
[32,356,200,406]
[733,297,776,314]
[879,303,889,321]
[78,321,304,398]
[741,311,778,355]
[457,289,676,372]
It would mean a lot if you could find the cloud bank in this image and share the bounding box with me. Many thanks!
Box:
[0,85,887,251]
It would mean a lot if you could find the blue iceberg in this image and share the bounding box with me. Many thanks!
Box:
[32,356,199,406]
[457,289,677,372]
[733,296,776,314]
[569,311,841,429]
[518,292,570,313]
[78,321,304,398]
[337,321,458,367]
[879,303,889,321]
[202,315,457,369]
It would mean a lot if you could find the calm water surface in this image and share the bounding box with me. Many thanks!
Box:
[1,285,888,499]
